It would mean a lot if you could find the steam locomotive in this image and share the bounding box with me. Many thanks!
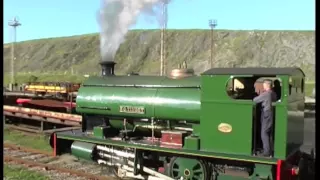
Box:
[50,61,314,180]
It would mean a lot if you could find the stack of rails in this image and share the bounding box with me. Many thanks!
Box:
[3,82,81,134]
[4,89,79,133]
[16,98,76,113]
[4,105,82,134]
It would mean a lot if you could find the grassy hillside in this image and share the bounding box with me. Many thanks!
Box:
[4,29,315,80]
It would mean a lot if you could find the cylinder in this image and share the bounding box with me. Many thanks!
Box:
[71,141,96,161]
[108,119,168,136]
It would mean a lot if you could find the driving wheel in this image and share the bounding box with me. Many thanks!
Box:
[169,157,209,180]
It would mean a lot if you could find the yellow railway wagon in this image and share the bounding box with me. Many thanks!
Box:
[24,82,80,95]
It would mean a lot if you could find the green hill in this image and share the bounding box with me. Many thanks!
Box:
[3,29,315,81]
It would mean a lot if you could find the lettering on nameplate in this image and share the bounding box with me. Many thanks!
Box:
[119,106,145,114]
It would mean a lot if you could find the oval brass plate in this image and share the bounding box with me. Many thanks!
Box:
[218,123,232,133]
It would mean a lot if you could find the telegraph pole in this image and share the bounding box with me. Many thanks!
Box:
[8,17,21,84]
[160,0,168,76]
[208,19,217,68]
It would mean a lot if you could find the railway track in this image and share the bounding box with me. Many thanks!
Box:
[4,143,116,180]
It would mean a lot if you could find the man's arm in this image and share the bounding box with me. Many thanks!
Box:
[253,92,267,103]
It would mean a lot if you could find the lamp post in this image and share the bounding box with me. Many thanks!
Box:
[208,19,217,68]
[8,16,21,85]
[160,0,168,76]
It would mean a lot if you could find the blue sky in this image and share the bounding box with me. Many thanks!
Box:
[4,0,315,43]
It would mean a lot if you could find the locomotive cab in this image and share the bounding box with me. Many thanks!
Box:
[200,68,305,160]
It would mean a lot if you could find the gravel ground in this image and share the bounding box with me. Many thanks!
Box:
[4,148,116,180]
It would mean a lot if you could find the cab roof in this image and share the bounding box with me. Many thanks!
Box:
[202,67,305,76]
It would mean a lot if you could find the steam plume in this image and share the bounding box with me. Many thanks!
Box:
[98,0,170,62]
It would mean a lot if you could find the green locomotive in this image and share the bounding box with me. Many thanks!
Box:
[51,62,314,180]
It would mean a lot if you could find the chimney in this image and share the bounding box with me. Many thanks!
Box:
[100,61,116,76]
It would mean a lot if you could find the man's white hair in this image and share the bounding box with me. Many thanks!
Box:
[263,79,273,86]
